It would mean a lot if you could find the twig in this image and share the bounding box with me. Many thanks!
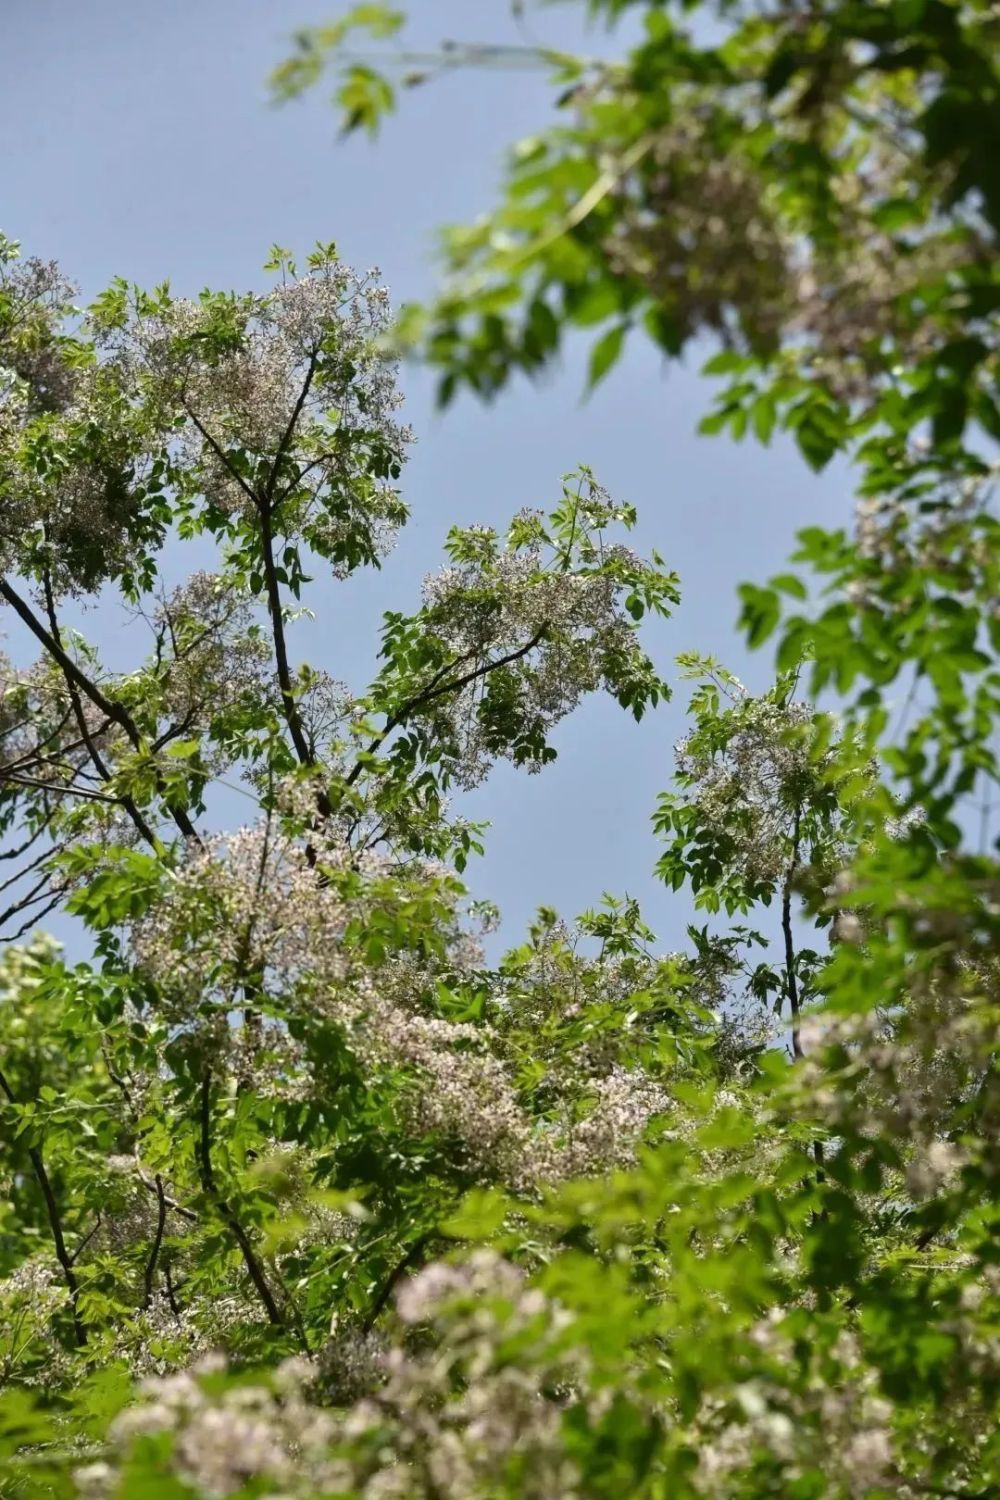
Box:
[0,575,199,844]
[69,1215,103,1266]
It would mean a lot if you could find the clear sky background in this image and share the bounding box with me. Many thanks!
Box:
[1,0,856,953]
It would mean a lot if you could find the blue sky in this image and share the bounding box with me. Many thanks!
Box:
[1,0,854,952]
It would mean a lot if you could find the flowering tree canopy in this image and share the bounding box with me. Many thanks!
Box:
[0,1,996,1493]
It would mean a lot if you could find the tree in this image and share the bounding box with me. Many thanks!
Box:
[0,0,995,1491]
[273,0,1000,816]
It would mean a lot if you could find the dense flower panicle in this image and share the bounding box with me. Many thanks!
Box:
[673,688,822,888]
[90,1257,588,1499]
[692,1317,899,1499]
[93,258,412,569]
[589,75,990,408]
[806,983,996,1158]
[148,572,273,751]
[129,822,363,1005]
[414,527,660,789]
[601,112,790,355]
[0,247,79,415]
[0,242,170,593]
[126,817,672,1199]
[0,1258,69,1378]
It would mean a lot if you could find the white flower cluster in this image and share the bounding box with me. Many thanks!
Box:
[147,571,274,764]
[0,1257,69,1381]
[86,1254,587,1500]
[417,538,648,788]
[796,956,995,1190]
[601,112,789,353]
[129,819,670,1192]
[101,257,411,572]
[674,688,825,889]
[694,1314,897,1498]
[129,822,381,1013]
[0,244,169,593]
[591,98,986,404]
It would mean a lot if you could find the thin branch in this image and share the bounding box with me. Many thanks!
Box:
[142,1175,168,1309]
[0,870,65,931]
[41,560,159,848]
[0,1063,87,1348]
[258,504,320,781]
[196,1068,284,1328]
[345,629,547,789]
[100,1051,199,1227]
[151,706,199,753]
[782,807,803,1061]
[0,577,133,733]
[182,403,259,510]
[135,1168,197,1224]
[362,1233,433,1333]
[0,836,68,896]
[0,706,76,773]
[0,890,63,942]
[264,351,319,509]
[69,1215,103,1267]
[0,772,123,804]
[0,824,49,862]
[0,574,199,843]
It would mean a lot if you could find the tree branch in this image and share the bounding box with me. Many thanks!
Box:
[69,1215,103,1267]
[345,628,547,789]
[181,403,259,511]
[142,1175,168,1309]
[782,806,803,1061]
[264,351,319,508]
[0,1063,86,1348]
[196,1068,284,1328]
[257,505,320,782]
[362,1233,433,1333]
[0,575,199,844]
[41,562,159,848]
[0,772,124,804]
[1,890,63,942]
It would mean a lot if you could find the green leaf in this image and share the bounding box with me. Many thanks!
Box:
[586,322,628,391]
[163,739,200,759]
